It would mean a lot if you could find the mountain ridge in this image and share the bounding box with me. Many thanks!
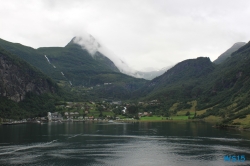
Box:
[0,37,148,100]
[213,42,246,64]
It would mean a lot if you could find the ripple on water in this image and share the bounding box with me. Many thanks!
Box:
[1,122,250,166]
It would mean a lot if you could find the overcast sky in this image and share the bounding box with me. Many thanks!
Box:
[1,0,250,71]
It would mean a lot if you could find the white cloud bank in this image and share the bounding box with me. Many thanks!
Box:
[73,34,138,77]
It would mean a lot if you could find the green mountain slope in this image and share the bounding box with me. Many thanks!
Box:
[0,38,65,81]
[0,38,147,100]
[0,46,59,119]
[37,42,121,86]
[133,57,214,100]
[134,42,250,127]
[193,42,250,127]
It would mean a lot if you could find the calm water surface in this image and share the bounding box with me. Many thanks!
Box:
[0,121,250,166]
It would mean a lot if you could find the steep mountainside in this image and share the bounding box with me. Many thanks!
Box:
[213,42,246,64]
[0,37,147,100]
[38,42,147,100]
[0,46,60,120]
[134,41,250,126]
[0,38,65,81]
[194,41,250,125]
[36,39,125,86]
[0,47,57,102]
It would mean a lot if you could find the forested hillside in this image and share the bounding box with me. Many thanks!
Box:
[133,42,250,126]
[0,46,60,119]
[0,38,147,100]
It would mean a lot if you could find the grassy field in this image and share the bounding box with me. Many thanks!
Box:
[169,103,179,112]
[233,115,250,128]
[196,109,206,116]
[204,115,222,122]
[140,115,193,121]
[102,111,114,116]
[171,115,190,120]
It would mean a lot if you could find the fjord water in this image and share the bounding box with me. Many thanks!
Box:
[0,122,250,166]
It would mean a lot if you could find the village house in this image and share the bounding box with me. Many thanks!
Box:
[64,112,69,119]
[138,102,144,105]
[67,112,80,119]
[112,101,122,105]
[48,112,63,121]
[78,116,83,119]
[88,116,94,120]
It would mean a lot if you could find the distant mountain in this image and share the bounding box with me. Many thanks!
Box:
[213,42,246,64]
[134,66,171,80]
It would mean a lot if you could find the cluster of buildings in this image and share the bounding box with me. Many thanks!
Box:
[47,112,63,121]
[64,112,80,119]
[138,112,152,118]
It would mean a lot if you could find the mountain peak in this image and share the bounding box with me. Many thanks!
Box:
[67,34,140,78]
[232,42,246,47]
[67,35,101,56]
[151,57,213,85]
[213,42,246,64]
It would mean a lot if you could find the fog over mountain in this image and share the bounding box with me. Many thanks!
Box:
[73,33,167,79]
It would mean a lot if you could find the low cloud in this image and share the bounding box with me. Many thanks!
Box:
[73,34,137,76]
[1,0,250,71]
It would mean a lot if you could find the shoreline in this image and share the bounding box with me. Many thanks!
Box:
[1,119,249,131]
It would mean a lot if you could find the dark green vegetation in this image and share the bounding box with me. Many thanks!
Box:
[0,38,147,100]
[132,41,250,128]
[0,38,64,81]
[0,93,58,120]
[0,46,61,119]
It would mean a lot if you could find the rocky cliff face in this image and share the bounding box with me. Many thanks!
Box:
[0,47,57,102]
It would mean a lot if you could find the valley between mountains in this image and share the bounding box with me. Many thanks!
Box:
[0,36,250,129]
